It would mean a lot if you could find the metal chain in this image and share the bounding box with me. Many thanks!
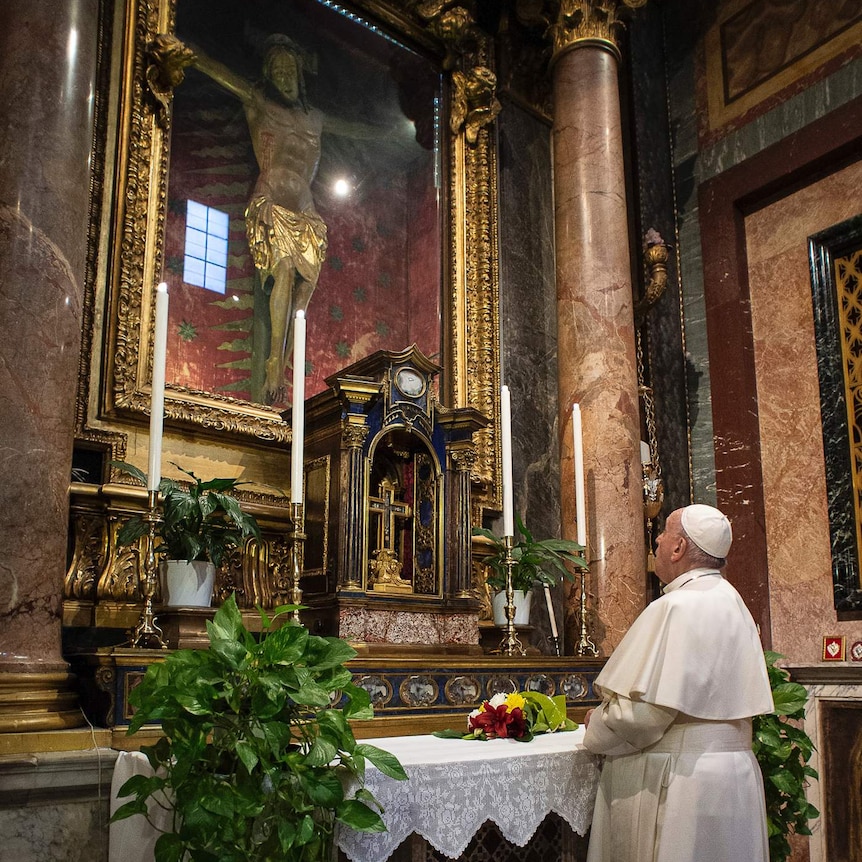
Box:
[636,329,662,481]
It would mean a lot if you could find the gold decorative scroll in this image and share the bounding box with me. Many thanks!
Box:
[836,248,862,580]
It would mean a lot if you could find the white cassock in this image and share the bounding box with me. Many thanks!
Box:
[583,568,774,862]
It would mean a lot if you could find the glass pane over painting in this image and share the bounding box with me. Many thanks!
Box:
[162,0,443,408]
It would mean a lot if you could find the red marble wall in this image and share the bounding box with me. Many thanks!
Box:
[699,96,862,659]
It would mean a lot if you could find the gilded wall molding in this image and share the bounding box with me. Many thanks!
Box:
[450,121,500,504]
[387,0,503,512]
[66,481,304,610]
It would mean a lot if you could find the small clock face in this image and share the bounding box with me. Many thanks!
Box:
[395,367,425,397]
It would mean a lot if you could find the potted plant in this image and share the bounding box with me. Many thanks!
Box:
[753,651,819,862]
[111,594,407,861]
[113,461,262,607]
[473,515,587,626]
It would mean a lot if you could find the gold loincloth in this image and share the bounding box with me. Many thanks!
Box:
[245,196,328,284]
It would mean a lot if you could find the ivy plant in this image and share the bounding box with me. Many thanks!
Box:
[753,651,819,862]
[111,595,406,862]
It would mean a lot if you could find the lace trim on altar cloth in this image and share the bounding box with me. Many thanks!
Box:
[336,739,601,862]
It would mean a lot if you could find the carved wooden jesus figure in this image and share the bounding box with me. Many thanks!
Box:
[159,33,327,405]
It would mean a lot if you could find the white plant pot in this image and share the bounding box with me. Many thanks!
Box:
[161,559,216,608]
[492,589,533,626]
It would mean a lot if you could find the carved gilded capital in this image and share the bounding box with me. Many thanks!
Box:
[550,0,648,64]
[449,445,478,472]
[342,422,370,450]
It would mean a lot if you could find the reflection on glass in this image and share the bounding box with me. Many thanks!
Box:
[183,200,229,293]
[163,0,443,409]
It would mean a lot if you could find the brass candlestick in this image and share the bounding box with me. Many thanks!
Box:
[499,534,525,657]
[574,552,598,656]
[289,501,306,623]
[129,489,168,649]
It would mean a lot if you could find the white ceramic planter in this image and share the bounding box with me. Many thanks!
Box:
[491,589,533,626]
[161,559,216,607]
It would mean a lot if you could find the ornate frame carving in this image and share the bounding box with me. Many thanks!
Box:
[809,214,862,612]
[93,0,502,512]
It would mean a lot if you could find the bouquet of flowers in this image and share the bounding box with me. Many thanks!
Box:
[434,691,577,742]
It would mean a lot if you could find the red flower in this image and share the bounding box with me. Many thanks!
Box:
[469,702,528,739]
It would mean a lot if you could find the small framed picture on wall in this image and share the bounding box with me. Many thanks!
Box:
[822,635,846,661]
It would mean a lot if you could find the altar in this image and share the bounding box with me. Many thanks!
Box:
[109,728,600,862]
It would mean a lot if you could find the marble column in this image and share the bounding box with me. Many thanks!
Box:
[550,4,646,653]
[0,0,98,729]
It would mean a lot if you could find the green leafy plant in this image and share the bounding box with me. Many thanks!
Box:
[753,651,819,862]
[112,461,262,567]
[111,595,407,862]
[473,515,586,592]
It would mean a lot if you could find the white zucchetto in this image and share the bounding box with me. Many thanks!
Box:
[681,504,732,558]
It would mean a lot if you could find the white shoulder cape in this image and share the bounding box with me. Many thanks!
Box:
[593,572,773,719]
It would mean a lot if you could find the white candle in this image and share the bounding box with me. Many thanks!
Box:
[641,440,652,465]
[500,385,514,537]
[147,282,169,491]
[290,310,307,504]
[572,403,586,547]
[543,584,559,638]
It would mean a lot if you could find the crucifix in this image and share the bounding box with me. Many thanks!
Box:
[368,476,413,592]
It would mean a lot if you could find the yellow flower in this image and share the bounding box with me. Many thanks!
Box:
[505,692,526,713]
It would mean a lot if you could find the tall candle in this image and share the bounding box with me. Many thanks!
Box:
[290,310,307,504]
[543,584,559,638]
[572,403,586,547]
[501,385,514,537]
[147,282,169,491]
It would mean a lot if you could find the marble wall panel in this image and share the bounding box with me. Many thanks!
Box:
[0,748,117,862]
[745,160,862,661]
[496,99,562,651]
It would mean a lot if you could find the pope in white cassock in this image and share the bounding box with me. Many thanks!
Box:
[583,504,774,862]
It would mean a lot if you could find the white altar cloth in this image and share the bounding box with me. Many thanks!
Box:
[338,728,601,862]
[109,727,600,862]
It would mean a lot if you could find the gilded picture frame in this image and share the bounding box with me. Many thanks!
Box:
[97,0,502,510]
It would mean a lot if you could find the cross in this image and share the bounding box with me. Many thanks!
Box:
[368,477,412,555]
